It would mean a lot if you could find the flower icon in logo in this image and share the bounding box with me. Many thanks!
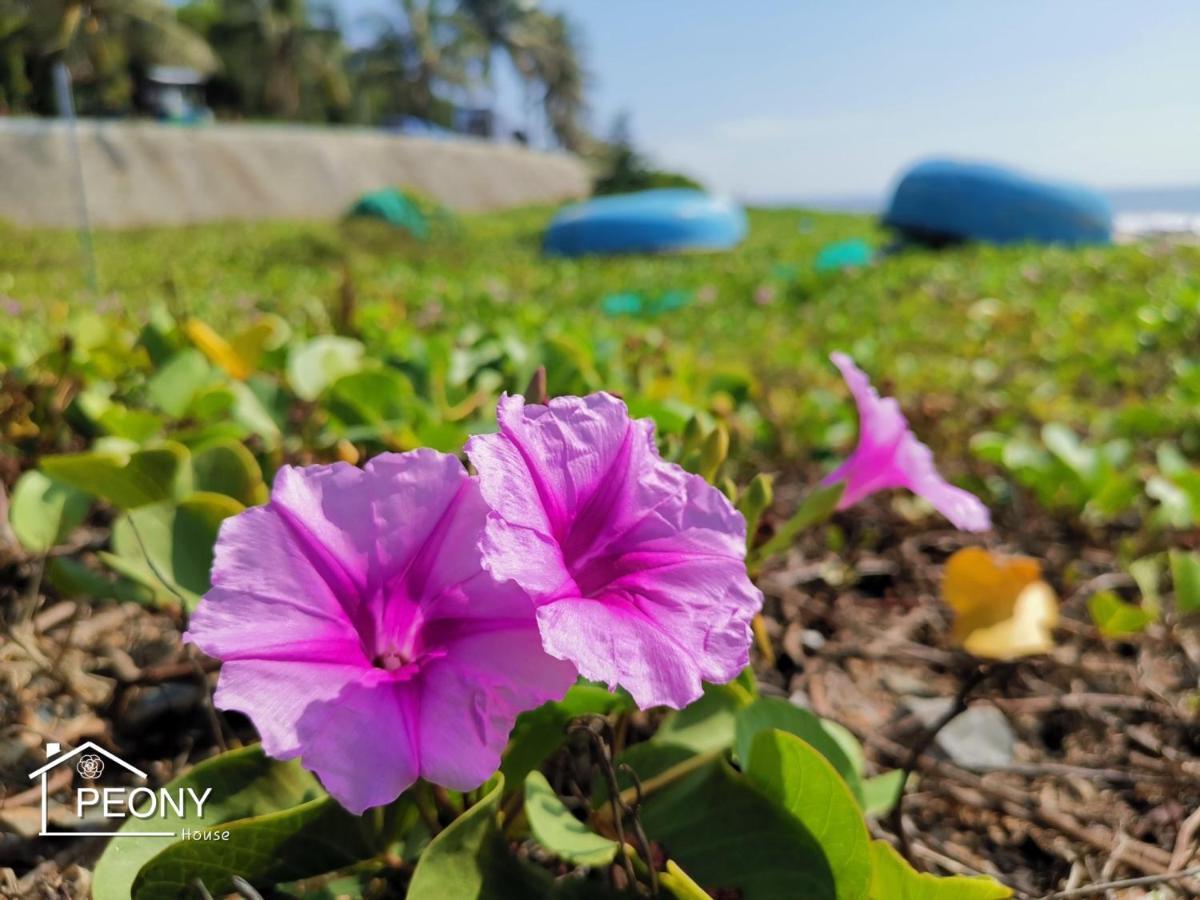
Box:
[76,754,104,780]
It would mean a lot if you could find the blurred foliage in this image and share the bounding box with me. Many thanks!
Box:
[0,0,217,115]
[0,0,588,148]
[4,204,1200,606]
[593,113,704,195]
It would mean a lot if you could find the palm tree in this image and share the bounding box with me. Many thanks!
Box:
[195,0,350,121]
[457,0,588,150]
[0,0,217,114]
[350,0,484,126]
[521,10,586,151]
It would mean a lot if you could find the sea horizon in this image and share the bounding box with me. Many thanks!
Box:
[757,183,1200,217]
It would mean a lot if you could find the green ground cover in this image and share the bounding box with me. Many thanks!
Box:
[5,208,1200,897]
[3,208,1199,537]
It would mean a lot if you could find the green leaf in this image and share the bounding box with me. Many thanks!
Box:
[738,473,774,551]
[1041,423,1095,482]
[42,444,192,510]
[867,840,1011,899]
[1087,591,1155,638]
[698,424,730,483]
[408,774,548,900]
[525,771,618,867]
[230,380,283,448]
[147,349,213,417]
[191,440,267,506]
[655,680,754,754]
[105,492,243,608]
[92,745,322,900]
[658,861,712,900]
[46,557,155,605]
[734,698,864,805]
[632,753,838,899]
[131,795,380,900]
[820,719,867,778]
[502,683,632,789]
[753,482,844,565]
[97,405,165,443]
[326,368,416,428]
[1169,550,1200,613]
[9,470,90,552]
[745,730,872,900]
[288,336,365,401]
[861,770,905,818]
[1129,556,1162,616]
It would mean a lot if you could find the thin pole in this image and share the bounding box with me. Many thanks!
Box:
[52,60,97,293]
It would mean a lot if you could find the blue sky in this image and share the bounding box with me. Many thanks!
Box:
[334,1,1200,200]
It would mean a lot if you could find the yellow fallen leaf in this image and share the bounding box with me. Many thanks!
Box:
[943,547,1058,660]
[184,318,281,381]
[229,319,281,371]
[185,318,250,380]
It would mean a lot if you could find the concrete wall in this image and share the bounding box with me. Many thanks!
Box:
[0,119,590,228]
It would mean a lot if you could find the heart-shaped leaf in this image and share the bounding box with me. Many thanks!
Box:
[1169,550,1200,613]
[288,336,365,401]
[525,771,618,867]
[627,752,838,899]
[1087,591,1155,638]
[866,840,1011,899]
[93,745,321,900]
[9,470,90,552]
[745,730,872,900]
[734,698,864,805]
[42,444,192,510]
[191,440,267,506]
[131,795,380,900]
[408,774,551,899]
[654,678,755,754]
[104,492,242,608]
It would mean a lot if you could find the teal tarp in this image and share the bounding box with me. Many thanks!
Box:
[347,188,430,239]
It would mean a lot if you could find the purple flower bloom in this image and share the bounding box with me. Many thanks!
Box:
[823,352,990,532]
[467,393,762,710]
[185,450,575,814]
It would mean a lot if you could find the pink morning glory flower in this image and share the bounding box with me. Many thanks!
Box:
[823,352,991,532]
[185,450,575,814]
[466,392,762,710]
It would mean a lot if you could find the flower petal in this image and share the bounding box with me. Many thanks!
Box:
[894,434,992,532]
[471,392,760,709]
[212,658,370,761]
[190,505,364,662]
[269,463,379,596]
[829,352,907,455]
[417,625,575,789]
[294,676,421,814]
[535,597,702,709]
[467,392,634,539]
[825,352,990,532]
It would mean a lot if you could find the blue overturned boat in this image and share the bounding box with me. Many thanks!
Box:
[883,159,1112,246]
[543,189,747,257]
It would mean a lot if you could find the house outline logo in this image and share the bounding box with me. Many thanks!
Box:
[27,741,177,838]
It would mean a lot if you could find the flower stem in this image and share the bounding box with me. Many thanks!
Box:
[886,662,997,865]
[595,746,724,825]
